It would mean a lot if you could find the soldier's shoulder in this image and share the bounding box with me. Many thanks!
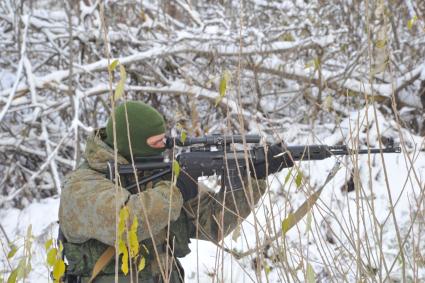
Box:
[62,164,106,190]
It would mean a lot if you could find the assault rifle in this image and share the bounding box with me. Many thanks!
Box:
[106,134,401,194]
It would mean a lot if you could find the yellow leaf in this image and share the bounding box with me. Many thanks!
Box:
[7,245,18,259]
[138,256,146,271]
[284,169,292,185]
[121,245,129,275]
[375,39,386,49]
[219,74,227,97]
[52,259,65,282]
[108,59,119,72]
[282,213,294,235]
[118,240,126,255]
[306,263,315,283]
[172,160,180,179]
[7,269,18,283]
[130,215,138,233]
[47,248,58,267]
[280,33,295,42]
[118,206,130,237]
[59,240,63,253]
[129,216,139,258]
[295,171,303,188]
[44,239,53,251]
[216,70,231,107]
[114,64,127,101]
[118,239,130,274]
[16,258,26,278]
[181,131,187,143]
[408,16,418,30]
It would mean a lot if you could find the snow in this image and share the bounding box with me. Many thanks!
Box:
[0,198,60,282]
[0,71,15,91]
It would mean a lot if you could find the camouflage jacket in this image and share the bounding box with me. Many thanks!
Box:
[59,129,267,282]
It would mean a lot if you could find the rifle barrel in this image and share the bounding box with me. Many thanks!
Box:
[287,145,401,161]
[329,146,401,155]
[356,147,401,154]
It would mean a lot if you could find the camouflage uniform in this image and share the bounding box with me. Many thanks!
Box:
[59,129,267,282]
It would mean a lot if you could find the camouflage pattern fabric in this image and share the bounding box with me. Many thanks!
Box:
[59,129,267,282]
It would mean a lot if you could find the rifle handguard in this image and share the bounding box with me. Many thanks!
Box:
[251,144,294,179]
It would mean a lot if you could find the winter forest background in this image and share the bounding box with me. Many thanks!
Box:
[1,0,425,282]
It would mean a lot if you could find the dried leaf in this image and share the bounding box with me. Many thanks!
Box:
[231,224,241,242]
[305,211,312,233]
[324,95,333,112]
[26,224,32,238]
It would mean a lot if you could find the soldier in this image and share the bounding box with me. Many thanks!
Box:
[59,101,293,283]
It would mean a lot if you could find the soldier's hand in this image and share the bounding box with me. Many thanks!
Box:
[176,172,198,201]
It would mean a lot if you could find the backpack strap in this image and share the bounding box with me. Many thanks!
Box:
[88,246,115,283]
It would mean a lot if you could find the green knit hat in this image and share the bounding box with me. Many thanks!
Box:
[105,101,166,158]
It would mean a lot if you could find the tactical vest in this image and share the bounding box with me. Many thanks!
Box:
[61,163,193,282]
